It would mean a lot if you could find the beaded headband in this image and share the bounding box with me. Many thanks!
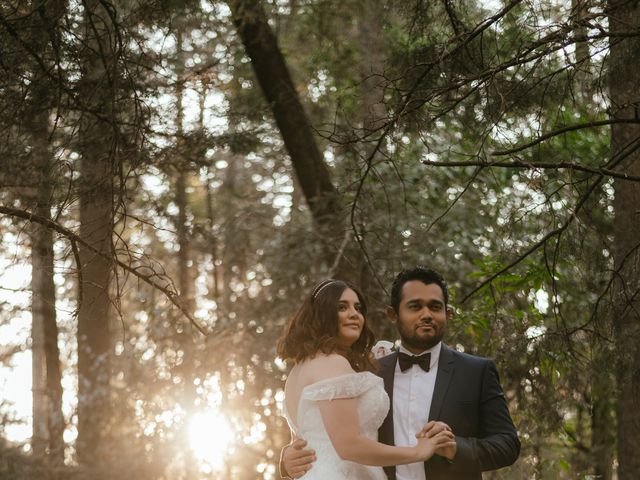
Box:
[312,279,338,300]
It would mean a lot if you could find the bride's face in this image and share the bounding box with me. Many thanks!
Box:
[336,288,365,348]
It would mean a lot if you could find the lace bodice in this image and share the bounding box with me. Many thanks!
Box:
[284,372,389,479]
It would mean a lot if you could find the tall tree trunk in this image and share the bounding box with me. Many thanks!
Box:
[30,117,50,458]
[172,30,199,480]
[590,351,614,480]
[76,0,115,464]
[220,148,239,316]
[571,0,593,103]
[609,1,640,477]
[31,230,49,458]
[227,0,343,254]
[173,28,197,396]
[205,170,221,303]
[175,193,195,305]
[30,111,65,464]
[575,188,615,478]
[357,3,387,135]
[201,82,222,305]
[355,1,391,329]
[176,171,194,315]
[228,0,393,302]
[175,30,195,319]
[28,0,66,463]
[571,0,590,70]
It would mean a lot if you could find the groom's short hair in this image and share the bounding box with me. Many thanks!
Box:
[390,266,449,312]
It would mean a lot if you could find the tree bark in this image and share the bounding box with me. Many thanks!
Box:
[27,0,66,463]
[227,0,396,331]
[173,28,197,400]
[175,30,195,318]
[76,0,115,464]
[29,116,50,458]
[609,0,640,477]
[354,1,392,330]
[205,168,221,302]
[357,2,388,134]
[30,112,65,464]
[571,0,590,70]
[171,31,199,480]
[590,361,614,480]
[227,0,341,233]
[200,82,222,304]
[31,223,49,457]
[226,0,393,299]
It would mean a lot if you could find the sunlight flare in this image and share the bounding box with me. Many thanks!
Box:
[188,411,234,470]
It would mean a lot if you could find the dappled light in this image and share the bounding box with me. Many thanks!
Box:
[188,411,235,473]
[1,0,640,479]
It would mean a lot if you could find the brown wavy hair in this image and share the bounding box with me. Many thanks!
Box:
[277,279,376,372]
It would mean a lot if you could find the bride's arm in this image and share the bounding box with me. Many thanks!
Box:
[318,396,452,467]
[311,355,454,466]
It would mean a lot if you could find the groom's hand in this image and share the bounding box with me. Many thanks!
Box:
[280,438,316,479]
[416,421,457,461]
[435,438,457,461]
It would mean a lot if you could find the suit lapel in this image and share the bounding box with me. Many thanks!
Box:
[377,352,397,479]
[377,352,397,445]
[428,344,456,421]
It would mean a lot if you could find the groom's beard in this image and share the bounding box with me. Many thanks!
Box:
[398,320,445,352]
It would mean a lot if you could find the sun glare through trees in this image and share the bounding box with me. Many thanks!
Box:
[1,0,640,479]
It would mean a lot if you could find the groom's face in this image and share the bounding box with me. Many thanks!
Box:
[386,280,450,355]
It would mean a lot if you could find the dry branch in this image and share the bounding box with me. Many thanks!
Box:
[0,205,208,335]
[421,158,640,182]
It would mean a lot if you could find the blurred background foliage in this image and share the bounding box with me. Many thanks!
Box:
[1,0,638,478]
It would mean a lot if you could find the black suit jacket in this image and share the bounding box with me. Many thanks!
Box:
[377,345,520,480]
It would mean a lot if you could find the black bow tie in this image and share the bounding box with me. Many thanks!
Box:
[398,352,431,372]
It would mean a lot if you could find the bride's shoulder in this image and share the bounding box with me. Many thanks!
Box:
[309,352,351,368]
[304,353,354,382]
[300,359,379,402]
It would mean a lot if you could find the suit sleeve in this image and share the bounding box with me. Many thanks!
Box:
[449,360,520,473]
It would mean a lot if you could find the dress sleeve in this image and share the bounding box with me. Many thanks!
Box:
[302,372,380,401]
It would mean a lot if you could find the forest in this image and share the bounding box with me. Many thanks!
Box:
[0,0,639,478]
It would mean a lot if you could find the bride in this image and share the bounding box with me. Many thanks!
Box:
[277,279,454,479]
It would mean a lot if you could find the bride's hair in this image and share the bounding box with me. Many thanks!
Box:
[277,279,376,372]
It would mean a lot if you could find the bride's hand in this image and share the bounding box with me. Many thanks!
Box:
[415,430,456,462]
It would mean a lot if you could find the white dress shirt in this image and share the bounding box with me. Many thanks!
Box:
[393,341,442,480]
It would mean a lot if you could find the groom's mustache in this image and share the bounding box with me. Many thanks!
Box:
[416,322,434,329]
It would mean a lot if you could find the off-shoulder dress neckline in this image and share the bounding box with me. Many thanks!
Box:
[284,371,378,433]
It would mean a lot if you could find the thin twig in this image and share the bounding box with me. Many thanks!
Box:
[421,159,640,182]
[0,205,207,335]
[492,118,640,156]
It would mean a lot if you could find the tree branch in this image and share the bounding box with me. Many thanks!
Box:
[0,205,208,335]
[492,118,640,156]
[421,158,640,182]
[460,135,640,302]
[460,179,599,303]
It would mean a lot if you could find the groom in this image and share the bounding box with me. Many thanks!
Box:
[281,267,520,479]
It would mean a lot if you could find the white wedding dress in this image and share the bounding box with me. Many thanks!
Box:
[284,372,389,479]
